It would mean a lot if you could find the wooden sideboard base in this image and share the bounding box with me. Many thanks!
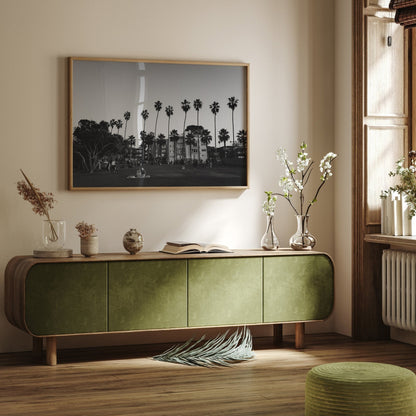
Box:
[37,323,306,366]
[273,323,305,349]
[32,337,43,360]
[46,337,57,366]
[33,336,56,366]
[5,251,331,366]
[273,324,283,346]
[295,323,305,349]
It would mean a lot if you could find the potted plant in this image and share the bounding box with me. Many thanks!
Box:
[75,221,98,257]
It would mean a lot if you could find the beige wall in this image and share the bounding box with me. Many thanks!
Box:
[0,0,346,353]
[334,0,353,336]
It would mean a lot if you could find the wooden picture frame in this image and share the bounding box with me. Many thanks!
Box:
[68,57,249,190]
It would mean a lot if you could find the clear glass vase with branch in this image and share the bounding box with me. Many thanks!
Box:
[261,191,279,250]
[269,142,337,249]
[17,169,63,248]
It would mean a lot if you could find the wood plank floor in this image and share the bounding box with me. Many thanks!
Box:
[1,333,416,415]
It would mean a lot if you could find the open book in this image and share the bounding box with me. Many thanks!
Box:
[161,241,232,255]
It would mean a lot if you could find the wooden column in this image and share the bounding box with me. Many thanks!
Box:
[46,337,57,366]
[295,323,305,349]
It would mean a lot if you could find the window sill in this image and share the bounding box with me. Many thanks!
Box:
[364,234,416,250]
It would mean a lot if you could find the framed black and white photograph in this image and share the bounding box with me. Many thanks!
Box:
[69,58,249,190]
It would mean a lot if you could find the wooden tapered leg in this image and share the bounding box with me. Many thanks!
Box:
[46,337,57,366]
[32,337,43,360]
[273,324,283,346]
[295,322,305,349]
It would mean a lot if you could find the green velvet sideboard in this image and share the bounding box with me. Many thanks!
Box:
[4,250,334,365]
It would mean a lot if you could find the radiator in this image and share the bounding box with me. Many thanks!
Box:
[382,249,416,331]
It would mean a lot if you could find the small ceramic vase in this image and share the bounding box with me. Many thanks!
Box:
[80,235,99,257]
[123,228,144,254]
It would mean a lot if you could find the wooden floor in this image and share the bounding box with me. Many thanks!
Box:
[1,333,416,415]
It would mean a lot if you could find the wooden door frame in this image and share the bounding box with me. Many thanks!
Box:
[352,0,365,340]
[352,0,390,340]
[352,0,412,339]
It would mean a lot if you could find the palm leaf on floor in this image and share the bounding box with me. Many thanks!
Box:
[153,326,254,367]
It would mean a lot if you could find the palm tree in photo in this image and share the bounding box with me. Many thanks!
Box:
[237,129,247,149]
[201,129,212,147]
[193,99,202,126]
[140,130,147,163]
[116,119,123,134]
[156,133,166,158]
[181,99,191,160]
[170,129,180,163]
[227,97,239,146]
[153,101,163,158]
[209,101,220,148]
[154,101,163,136]
[141,109,149,132]
[145,132,155,162]
[185,131,196,161]
[110,119,116,134]
[201,128,212,162]
[125,134,135,159]
[185,125,203,163]
[218,128,230,158]
[165,105,174,163]
[140,112,149,162]
[127,135,135,148]
[123,111,131,140]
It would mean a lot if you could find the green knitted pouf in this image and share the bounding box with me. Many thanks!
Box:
[305,362,416,416]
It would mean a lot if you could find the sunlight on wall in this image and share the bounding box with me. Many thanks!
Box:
[0,0,340,352]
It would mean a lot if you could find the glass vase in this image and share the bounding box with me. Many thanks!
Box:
[261,215,279,251]
[42,219,66,250]
[289,215,316,250]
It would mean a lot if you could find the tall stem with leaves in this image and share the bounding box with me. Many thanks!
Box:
[271,142,336,217]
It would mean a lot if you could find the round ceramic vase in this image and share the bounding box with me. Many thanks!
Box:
[123,228,144,254]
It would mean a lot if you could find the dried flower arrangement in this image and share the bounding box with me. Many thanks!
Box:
[75,221,98,239]
[17,169,58,241]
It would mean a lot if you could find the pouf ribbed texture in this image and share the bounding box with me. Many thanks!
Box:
[305,362,416,416]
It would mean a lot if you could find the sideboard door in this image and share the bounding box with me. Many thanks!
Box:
[108,260,187,331]
[263,254,334,323]
[188,258,262,327]
[25,263,107,335]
